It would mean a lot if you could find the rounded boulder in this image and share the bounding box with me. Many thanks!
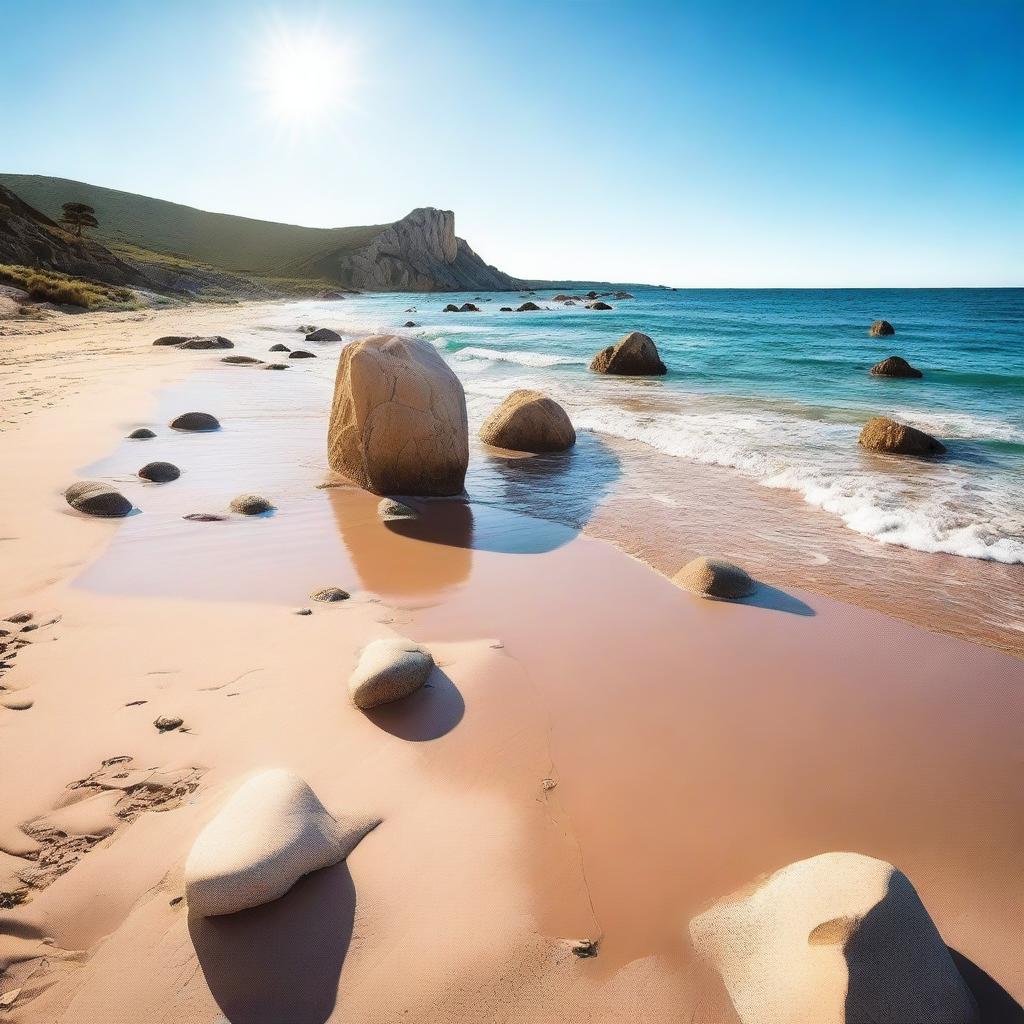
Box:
[138,461,180,483]
[65,481,132,518]
[348,638,434,710]
[674,557,755,599]
[859,417,946,456]
[170,412,220,432]
[590,331,667,376]
[327,334,469,496]
[869,356,922,379]
[479,389,576,453]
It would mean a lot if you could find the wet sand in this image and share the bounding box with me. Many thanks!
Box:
[1,305,1022,1021]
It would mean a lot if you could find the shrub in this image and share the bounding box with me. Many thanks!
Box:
[0,264,134,308]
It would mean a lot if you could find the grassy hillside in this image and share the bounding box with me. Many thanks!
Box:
[0,174,389,282]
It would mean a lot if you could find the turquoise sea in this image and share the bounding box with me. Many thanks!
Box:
[282,287,1024,564]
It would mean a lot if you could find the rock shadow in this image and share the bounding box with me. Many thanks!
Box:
[740,584,816,617]
[362,666,464,741]
[467,430,622,534]
[842,873,1002,1024]
[189,861,355,1024]
[948,948,1024,1023]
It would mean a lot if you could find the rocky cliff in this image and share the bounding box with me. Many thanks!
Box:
[0,185,149,288]
[316,208,522,292]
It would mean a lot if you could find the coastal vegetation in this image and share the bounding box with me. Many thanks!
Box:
[0,262,134,308]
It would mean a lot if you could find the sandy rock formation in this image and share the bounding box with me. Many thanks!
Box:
[674,557,755,599]
[185,769,377,917]
[869,356,922,378]
[170,412,220,431]
[306,328,341,342]
[689,852,979,1024]
[229,494,274,515]
[590,331,668,375]
[870,320,896,336]
[348,638,435,710]
[859,417,946,456]
[479,390,576,453]
[378,498,418,521]
[138,462,180,483]
[328,334,469,496]
[64,481,133,518]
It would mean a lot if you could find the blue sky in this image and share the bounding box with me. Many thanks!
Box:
[4,0,1022,285]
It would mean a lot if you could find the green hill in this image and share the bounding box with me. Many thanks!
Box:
[0,173,387,282]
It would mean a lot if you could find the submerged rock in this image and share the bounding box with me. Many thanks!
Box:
[404,321,417,328]
[65,481,132,518]
[459,302,480,312]
[348,638,434,710]
[138,461,180,483]
[229,494,274,515]
[170,412,220,432]
[859,417,946,456]
[185,769,376,917]
[443,303,460,312]
[128,427,156,439]
[306,328,341,342]
[378,497,418,521]
[515,301,541,312]
[499,306,513,312]
[310,586,350,603]
[289,350,316,359]
[479,389,576,453]
[674,557,755,599]
[328,334,469,496]
[586,301,613,310]
[869,355,923,379]
[590,331,667,375]
[869,319,896,336]
[689,852,979,1024]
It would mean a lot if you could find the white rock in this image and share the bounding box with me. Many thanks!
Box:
[349,638,434,710]
[185,770,375,917]
[689,852,978,1024]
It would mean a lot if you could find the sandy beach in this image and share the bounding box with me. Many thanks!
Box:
[1,304,1022,1022]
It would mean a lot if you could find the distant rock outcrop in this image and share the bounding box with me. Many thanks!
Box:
[870,319,896,336]
[0,184,149,289]
[326,208,522,293]
[328,334,469,496]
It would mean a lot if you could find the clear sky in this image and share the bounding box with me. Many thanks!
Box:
[4,0,1022,286]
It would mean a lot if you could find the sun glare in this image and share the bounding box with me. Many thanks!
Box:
[252,21,357,128]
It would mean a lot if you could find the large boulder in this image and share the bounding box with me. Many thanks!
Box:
[859,417,946,456]
[479,389,576,453]
[328,334,469,496]
[674,557,755,599]
[689,852,979,1024]
[185,770,376,917]
[306,328,341,342]
[348,638,434,710]
[869,320,896,336]
[65,481,132,518]
[590,331,667,376]
[870,356,922,379]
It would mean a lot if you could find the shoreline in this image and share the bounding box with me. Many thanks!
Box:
[0,304,1021,1018]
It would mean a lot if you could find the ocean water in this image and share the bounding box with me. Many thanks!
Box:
[279,287,1024,564]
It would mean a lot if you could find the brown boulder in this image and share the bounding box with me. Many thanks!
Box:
[65,481,132,518]
[869,355,922,379]
[479,390,576,453]
[859,417,946,456]
[328,334,469,496]
[590,332,667,376]
[869,319,896,336]
[674,557,755,599]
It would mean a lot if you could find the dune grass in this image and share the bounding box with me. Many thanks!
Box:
[0,264,135,308]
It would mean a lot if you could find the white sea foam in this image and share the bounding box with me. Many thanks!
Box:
[574,403,1024,563]
[453,346,586,368]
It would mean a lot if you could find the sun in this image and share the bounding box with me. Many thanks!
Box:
[251,21,357,128]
